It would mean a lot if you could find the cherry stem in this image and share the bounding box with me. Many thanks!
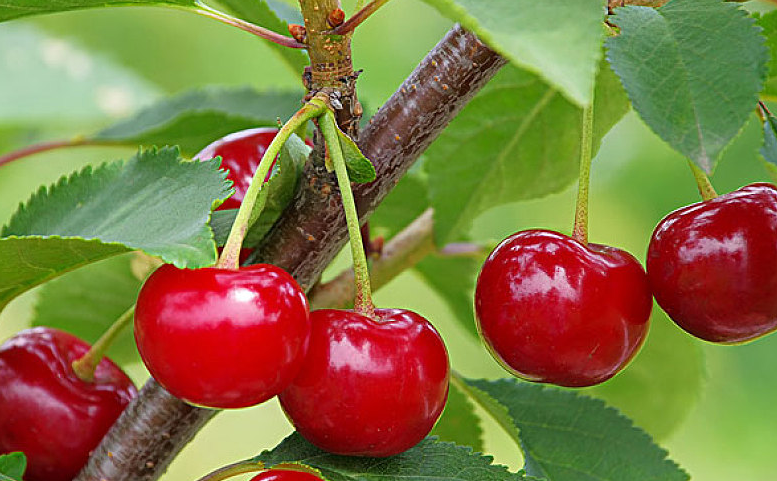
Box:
[217,96,328,269]
[319,108,375,319]
[194,460,264,481]
[193,3,307,49]
[572,98,595,246]
[329,0,391,35]
[687,160,718,201]
[0,138,101,168]
[71,305,135,383]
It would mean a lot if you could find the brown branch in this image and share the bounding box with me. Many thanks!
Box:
[0,139,93,168]
[75,24,506,481]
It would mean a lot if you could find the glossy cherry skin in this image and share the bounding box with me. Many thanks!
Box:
[279,309,450,457]
[474,230,652,387]
[134,263,310,409]
[250,470,323,481]
[0,327,137,481]
[647,183,777,343]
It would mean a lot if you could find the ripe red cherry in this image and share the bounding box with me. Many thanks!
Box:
[0,327,137,481]
[647,183,777,343]
[250,469,322,481]
[279,308,450,457]
[134,263,310,409]
[474,229,652,387]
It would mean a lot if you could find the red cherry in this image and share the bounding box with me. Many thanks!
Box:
[474,230,651,387]
[134,264,310,409]
[0,327,137,481]
[647,183,777,343]
[279,308,450,457]
[250,469,322,481]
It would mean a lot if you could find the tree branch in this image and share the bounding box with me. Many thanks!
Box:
[75,24,506,481]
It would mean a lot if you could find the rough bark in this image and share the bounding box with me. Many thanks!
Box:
[75,24,506,481]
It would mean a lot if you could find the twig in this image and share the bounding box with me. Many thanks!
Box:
[329,0,391,35]
[0,138,93,168]
[194,4,306,49]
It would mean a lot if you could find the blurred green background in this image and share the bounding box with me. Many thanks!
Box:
[1,1,777,479]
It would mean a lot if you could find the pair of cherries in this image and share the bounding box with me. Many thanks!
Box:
[134,128,449,457]
[475,183,777,387]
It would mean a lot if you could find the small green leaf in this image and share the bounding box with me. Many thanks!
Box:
[332,123,376,183]
[427,60,629,245]
[606,0,768,173]
[431,379,484,452]
[457,376,689,481]
[418,0,606,106]
[32,254,142,364]
[254,433,532,481]
[0,452,26,481]
[92,87,304,156]
[0,146,231,311]
[0,0,196,22]
[217,0,308,74]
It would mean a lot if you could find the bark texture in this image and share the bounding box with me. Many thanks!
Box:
[75,24,506,481]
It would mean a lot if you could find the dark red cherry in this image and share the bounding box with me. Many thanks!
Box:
[250,469,323,481]
[134,263,310,409]
[279,309,449,457]
[647,183,777,343]
[474,229,651,387]
[0,327,137,481]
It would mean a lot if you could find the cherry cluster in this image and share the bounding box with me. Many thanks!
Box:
[475,183,777,387]
[2,127,775,481]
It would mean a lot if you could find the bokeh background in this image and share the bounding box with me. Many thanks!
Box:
[1,1,776,479]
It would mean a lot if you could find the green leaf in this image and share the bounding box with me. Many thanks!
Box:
[92,87,304,156]
[457,376,689,481]
[756,11,777,98]
[217,0,308,74]
[606,0,768,173]
[418,0,605,106]
[427,60,629,245]
[31,254,141,364]
[431,379,484,452]
[0,453,26,481]
[415,255,479,340]
[254,433,532,481]
[332,123,376,183]
[586,309,705,441]
[0,24,159,128]
[0,146,231,311]
[0,0,195,22]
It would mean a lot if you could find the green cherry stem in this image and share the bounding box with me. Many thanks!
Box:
[319,109,375,319]
[687,160,718,201]
[71,305,135,383]
[192,3,306,49]
[572,97,595,246]
[217,96,328,269]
